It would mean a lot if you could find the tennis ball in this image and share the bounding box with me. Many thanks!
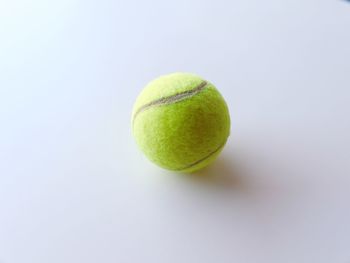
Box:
[132,73,230,173]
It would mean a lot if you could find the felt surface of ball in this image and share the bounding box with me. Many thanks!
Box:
[132,73,231,173]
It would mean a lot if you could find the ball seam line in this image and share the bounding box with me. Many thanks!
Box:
[132,81,208,125]
[175,140,227,171]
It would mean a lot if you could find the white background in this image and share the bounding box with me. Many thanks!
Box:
[1,0,350,262]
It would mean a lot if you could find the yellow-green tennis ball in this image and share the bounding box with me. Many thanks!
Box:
[132,72,231,173]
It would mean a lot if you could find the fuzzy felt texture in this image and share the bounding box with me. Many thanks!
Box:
[132,73,231,173]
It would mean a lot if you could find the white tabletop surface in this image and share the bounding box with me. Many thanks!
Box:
[1,0,350,262]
